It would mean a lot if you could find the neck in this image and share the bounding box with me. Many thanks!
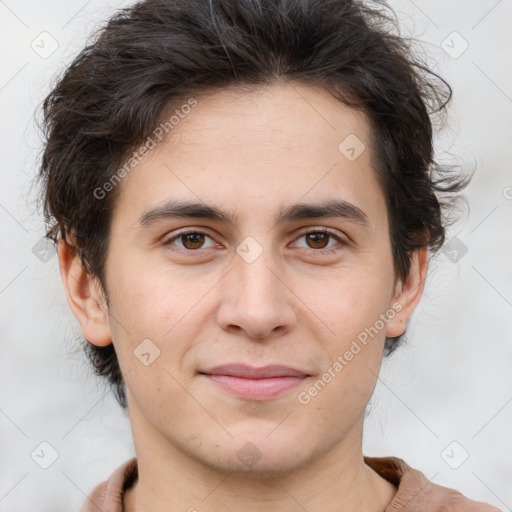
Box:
[123,408,396,512]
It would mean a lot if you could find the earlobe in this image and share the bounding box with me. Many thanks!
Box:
[385,245,429,338]
[58,238,112,347]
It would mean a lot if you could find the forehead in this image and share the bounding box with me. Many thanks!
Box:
[112,80,385,230]
[166,81,372,159]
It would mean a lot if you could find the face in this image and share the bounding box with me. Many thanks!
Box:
[62,80,426,475]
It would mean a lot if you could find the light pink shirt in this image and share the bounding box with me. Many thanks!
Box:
[79,456,502,511]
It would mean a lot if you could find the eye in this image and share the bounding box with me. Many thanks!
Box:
[164,230,218,253]
[292,228,345,254]
[163,228,345,255]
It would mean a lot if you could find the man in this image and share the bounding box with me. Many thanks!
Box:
[38,0,499,510]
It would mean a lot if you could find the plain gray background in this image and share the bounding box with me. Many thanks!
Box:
[1,0,511,510]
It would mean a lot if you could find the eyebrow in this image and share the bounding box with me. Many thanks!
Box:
[137,198,369,228]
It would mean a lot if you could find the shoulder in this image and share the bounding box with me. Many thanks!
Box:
[436,494,502,512]
[364,455,502,512]
[79,457,138,512]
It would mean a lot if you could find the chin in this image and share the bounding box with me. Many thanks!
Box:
[193,428,313,476]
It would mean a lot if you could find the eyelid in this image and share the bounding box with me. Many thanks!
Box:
[293,226,344,240]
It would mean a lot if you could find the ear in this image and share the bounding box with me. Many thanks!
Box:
[58,237,112,347]
[385,245,429,338]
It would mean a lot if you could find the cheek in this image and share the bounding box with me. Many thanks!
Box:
[105,261,198,414]
[296,259,394,343]
[297,272,392,418]
[107,255,192,334]
[106,256,219,374]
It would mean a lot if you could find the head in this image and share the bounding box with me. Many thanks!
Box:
[38,0,468,474]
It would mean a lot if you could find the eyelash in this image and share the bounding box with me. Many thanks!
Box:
[163,228,345,256]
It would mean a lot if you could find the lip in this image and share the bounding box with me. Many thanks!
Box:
[202,364,309,378]
[199,364,310,400]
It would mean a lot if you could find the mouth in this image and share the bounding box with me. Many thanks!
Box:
[199,364,311,400]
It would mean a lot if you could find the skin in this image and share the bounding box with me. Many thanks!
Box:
[59,80,428,511]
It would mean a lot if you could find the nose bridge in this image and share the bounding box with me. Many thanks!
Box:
[217,236,295,338]
[235,240,282,310]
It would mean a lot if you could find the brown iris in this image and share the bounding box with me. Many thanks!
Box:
[305,232,330,249]
[180,233,206,250]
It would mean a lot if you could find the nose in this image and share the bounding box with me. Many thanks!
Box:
[215,247,296,340]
